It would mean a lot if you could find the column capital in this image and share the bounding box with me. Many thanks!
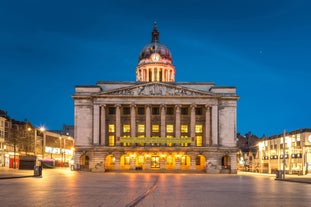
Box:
[204,104,211,109]
[130,103,136,108]
[175,104,181,109]
[115,104,121,108]
[161,104,166,109]
[191,103,196,109]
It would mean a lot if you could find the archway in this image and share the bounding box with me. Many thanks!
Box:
[80,154,89,170]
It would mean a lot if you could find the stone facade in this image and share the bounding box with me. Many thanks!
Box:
[72,23,239,173]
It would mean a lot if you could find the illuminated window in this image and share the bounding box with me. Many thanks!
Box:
[109,136,115,146]
[195,125,202,133]
[138,124,145,133]
[166,125,174,133]
[123,124,130,133]
[109,124,115,133]
[196,136,202,147]
[181,125,188,133]
[152,125,159,132]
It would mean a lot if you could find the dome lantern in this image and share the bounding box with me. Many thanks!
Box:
[136,23,176,82]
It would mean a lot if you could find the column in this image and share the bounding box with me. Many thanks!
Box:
[190,104,196,146]
[230,153,237,174]
[189,153,197,170]
[157,68,160,81]
[160,104,166,138]
[205,105,211,146]
[175,105,181,139]
[130,104,136,138]
[93,105,100,145]
[116,104,121,146]
[146,105,151,138]
[100,105,106,145]
[211,105,218,146]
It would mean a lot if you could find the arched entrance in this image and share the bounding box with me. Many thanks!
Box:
[196,155,206,170]
[222,155,231,170]
[80,154,89,170]
[105,154,115,170]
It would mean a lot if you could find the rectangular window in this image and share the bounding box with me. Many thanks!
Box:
[123,107,130,115]
[123,124,130,133]
[166,125,174,133]
[166,107,174,115]
[152,107,159,115]
[108,107,116,115]
[181,107,188,115]
[109,135,115,146]
[181,125,188,133]
[196,135,202,147]
[195,107,202,115]
[152,125,159,132]
[195,125,203,133]
[138,124,145,133]
[108,124,115,133]
[138,107,145,115]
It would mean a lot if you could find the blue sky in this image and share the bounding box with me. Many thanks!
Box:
[0,0,310,137]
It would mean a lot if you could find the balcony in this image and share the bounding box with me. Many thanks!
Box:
[119,137,192,146]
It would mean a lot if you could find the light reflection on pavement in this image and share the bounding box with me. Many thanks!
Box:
[1,168,311,207]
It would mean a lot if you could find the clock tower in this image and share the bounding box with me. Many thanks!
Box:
[136,22,176,82]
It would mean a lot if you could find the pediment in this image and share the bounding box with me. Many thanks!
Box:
[97,82,215,97]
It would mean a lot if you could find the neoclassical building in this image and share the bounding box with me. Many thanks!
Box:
[73,23,239,173]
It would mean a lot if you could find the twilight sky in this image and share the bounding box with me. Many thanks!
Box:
[0,0,310,137]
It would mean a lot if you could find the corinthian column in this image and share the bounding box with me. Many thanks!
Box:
[190,104,196,146]
[175,105,181,138]
[146,105,151,138]
[116,104,121,146]
[160,104,166,138]
[100,105,106,145]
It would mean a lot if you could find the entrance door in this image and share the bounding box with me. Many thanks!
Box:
[151,156,160,168]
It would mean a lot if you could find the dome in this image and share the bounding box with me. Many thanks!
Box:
[138,23,172,62]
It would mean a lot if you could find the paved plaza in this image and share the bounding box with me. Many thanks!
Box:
[1,168,311,207]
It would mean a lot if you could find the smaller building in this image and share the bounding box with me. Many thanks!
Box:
[254,129,311,175]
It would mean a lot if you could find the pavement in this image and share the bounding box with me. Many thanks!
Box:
[0,167,38,179]
[1,167,311,184]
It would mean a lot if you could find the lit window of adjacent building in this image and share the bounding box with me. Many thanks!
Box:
[123,124,130,133]
[109,135,115,146]
[109,124,115,133]
[196,135,202,147]
[181,125,188,133]
[166,125,174,133]
[138,124,145,133]
[195,125,202,133]
[152,125,159,133]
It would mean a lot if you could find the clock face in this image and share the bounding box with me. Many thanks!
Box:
[308,135,311,143]
[151,53,160,61]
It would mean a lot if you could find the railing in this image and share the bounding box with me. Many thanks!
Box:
[119,137,192,145]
